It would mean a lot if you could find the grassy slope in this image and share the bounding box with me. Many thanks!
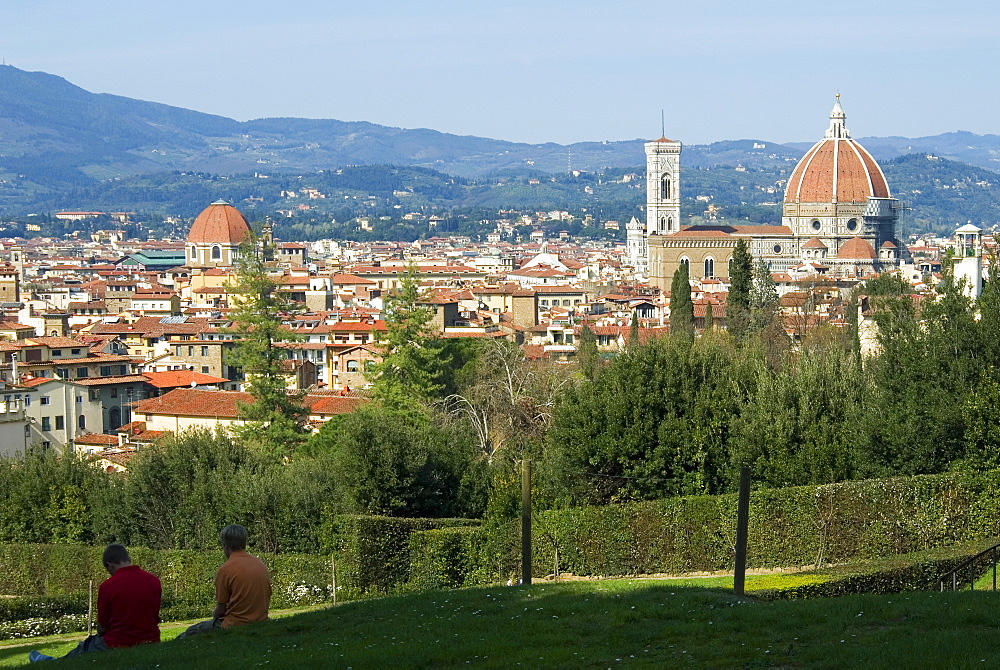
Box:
[1,578,998,669]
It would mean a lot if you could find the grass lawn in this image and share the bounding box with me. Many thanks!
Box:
[1,578,998,668]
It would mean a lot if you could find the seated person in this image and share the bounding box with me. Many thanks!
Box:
[29,544,161,662]
[179,524,271,638]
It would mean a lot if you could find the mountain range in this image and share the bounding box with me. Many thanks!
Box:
[3,64,1000,186]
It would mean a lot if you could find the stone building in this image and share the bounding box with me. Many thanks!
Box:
[647,97,909,289]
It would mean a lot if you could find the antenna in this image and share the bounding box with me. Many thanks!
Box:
[661,109,665,138]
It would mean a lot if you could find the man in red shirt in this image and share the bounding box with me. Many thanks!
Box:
[29,544,161,662]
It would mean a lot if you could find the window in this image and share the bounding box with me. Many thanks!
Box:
[101,366,112,376]
[847,218,859,232]
[704,257,715,279]
[188,346,194,356]
[55,416,65,430]
[201,366,210,374]
[41,417,51,431]
[679,256,690,270]
[41,396,50,405]
[110,388,118,398]
[52,349,62,357]
[71,348,81,355]
[346,360,360,373]
[90,390,100,401]
[76,395,82,404]
[25,396,30,407]
[563,300,571,307]
[56,368,70,379]
[661,176,671,200]
[201,346,209,356]
[119,365,127,375]
[211,245,222,260]
[812,220,821,231]
[773,244,783,254]
[76,367,88,378]
[78,415,86,430]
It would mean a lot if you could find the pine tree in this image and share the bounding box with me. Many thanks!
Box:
[226,235,308,456]
[370,266,447,407]
[670,263,694,339]
[704,302,714,331]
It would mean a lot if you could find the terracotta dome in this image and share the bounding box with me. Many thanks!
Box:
[802,237,828,249]
[187,200,251,245]
[784,97,890,204]
[837,237,877,260]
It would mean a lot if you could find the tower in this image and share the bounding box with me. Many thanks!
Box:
[645,136,682,237]
[954,223,984,299]
[625,216,647,275]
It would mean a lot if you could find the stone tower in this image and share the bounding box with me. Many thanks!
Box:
[645,135,682,237]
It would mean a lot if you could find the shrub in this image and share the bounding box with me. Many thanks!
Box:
[319,515,479,594]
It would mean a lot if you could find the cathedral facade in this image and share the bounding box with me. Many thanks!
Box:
[647,97,908,290]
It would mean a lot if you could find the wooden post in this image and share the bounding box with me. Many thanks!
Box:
[734,466,751,596]
[87,580,94,635]
[521,458,532,586]
[331,557,338,606]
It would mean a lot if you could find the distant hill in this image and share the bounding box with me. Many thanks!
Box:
[2,65,999,235]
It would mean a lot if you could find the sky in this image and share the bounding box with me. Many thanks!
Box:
[4,0,999,146]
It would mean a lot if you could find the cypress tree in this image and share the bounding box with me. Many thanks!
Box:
[670,263,694,339]
[728,239,753,340]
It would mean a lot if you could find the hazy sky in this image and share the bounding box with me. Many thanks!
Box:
[4,0,998,145]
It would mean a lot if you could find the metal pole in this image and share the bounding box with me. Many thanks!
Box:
[521,458,532,586]
[733,466,751,596]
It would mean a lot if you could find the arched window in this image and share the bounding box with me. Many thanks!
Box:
[78,415,86,430]
[667,216,674,232]
[679,256,690,271]
[109,407,121,430]
[704,257,715,279]
[659,217,666,233]
[211,245,222,261]
[661,177,671,199]
[188,244,197,260]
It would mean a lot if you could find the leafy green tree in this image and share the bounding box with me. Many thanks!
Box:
[669,263,694,339]
[308,404,485,518]
[370,266,447,407]
[226,235,308,456]
[546,331,753,504]
[727,239,753,340]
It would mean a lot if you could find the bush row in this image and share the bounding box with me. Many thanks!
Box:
[753,543,992,600]
[0,544,334,614]
[353,470,1000,594]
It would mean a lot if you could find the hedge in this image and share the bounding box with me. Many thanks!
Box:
[753,542,993,600]
[394,470,1000,589]
[319,515,479,595]
[0,544,334,618]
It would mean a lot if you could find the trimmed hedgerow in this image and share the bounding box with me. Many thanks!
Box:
[319,515,479,595]
[454,470,1000,585]
[752,543,991,600]
[0,544,333,621]
[407,526,485,591]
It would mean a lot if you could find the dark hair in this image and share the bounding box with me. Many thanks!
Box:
[102,543,131,566]
[219,524,248,551]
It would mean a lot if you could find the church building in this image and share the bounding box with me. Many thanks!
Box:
[186,200,252,268]
[646,97,909,289]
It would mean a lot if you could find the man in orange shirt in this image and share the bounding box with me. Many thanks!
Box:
[178,524,271,638]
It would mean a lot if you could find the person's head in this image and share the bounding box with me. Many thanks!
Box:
[219,524,248,557]
[102,543,131,575]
